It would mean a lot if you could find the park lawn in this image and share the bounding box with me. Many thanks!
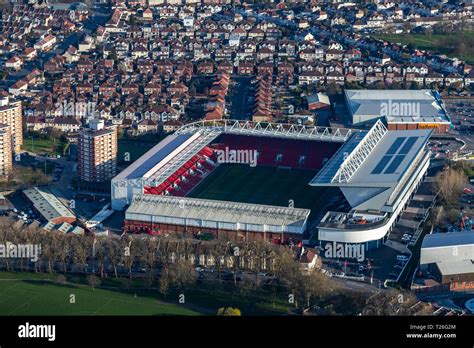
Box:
[374,32,474,64]
[0,271,290,315]
[21,136,67,156]
[0,272,200,316]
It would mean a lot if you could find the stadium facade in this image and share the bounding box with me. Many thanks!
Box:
[111,119,431,248]
[124,195,310,242]
[345,89,451,133]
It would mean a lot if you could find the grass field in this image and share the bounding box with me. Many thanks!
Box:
[189,164,335,216]
[0,271,289,316]
[0,272,199,316]
[21,136,68,156]
[375,32,474,63]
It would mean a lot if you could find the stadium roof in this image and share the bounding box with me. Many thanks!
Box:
[113,133,194,181]
[310,130,368,184]
[310,120,432,186]
[345,89,450,124]
[176,119,352,143]
[146,130,220,182]
[126,195,310,227]
[23,187,76,222]
[421,231,474,249]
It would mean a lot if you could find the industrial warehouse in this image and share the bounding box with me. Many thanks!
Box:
[420,231,474,288]
[345,89,451,132]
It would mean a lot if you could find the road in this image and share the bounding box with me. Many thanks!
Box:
[229,76,253,120]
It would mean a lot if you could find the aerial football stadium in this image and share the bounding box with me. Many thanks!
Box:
[111,119,432,250]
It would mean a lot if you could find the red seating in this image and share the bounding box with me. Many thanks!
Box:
[144,145,217,197]
[144,135,341,198]
[212,134,340,170]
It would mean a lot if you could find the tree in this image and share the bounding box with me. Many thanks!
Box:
[56,236,71,274]
[434,167,467,204]
[273,248,335,313]
[142,238,158,281]
[122,236,137,278]
[326,83,341,96]
[94,238,108,278]
[168,258,196,291]
[105,237,122,278]
[71,235,92,274]
[217,307,241,316]
[87,274,101,292]
[40,232,56,273]
[159,265,170,299]
[362,289,418,316]
[54,274,67,285]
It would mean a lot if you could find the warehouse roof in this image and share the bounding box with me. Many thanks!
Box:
[345,89,450,124]
[126,195,310,227]
[437,260,474,276]
[421,231,474,249]
[23,187,75,222]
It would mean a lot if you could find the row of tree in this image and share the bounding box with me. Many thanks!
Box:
[0,217,430,315]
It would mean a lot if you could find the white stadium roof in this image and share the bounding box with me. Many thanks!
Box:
[126,194,310,228]
[113,120,353,186]
[113,132,194,181]
[311,120,432,212]
[176,119,353,143]
[310,120,431,186]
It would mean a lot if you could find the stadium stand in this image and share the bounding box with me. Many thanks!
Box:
[213,134,341,169]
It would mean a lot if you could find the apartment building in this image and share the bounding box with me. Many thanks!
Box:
[0,124,12,177]
[78,119,117,182]
[0,95,23,154]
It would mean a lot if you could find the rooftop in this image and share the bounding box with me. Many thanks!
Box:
[422,231,474,249]
[126,194,310,228]
[112,132,193,181]
[310,120,432,186]
[23,187,75,222]
[437,260,474,276]
[345,89,450,124]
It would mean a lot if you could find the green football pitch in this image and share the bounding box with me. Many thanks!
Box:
[188,164,335,215]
